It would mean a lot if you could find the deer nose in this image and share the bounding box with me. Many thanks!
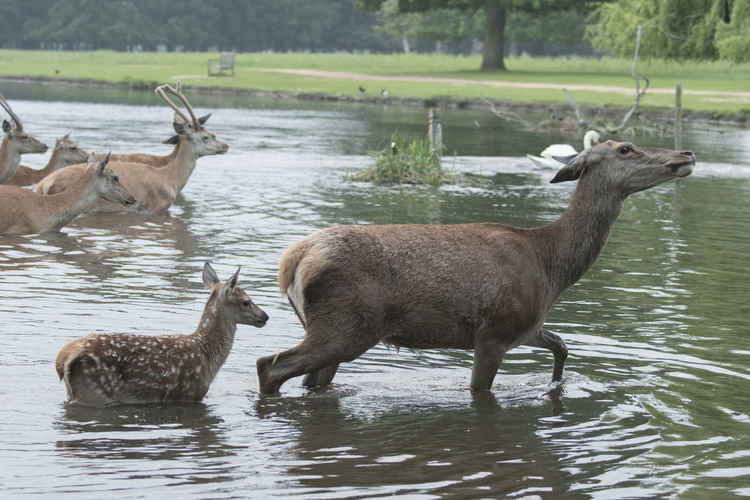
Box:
[681,151,696,163]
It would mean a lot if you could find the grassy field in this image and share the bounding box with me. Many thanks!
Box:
[1,50,749,114]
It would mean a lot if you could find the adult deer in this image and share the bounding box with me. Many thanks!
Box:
[9,134,89,186]
[35,82,228,214]
[257,141,695,395]
[97,83,210,167]
[0,153,135,234]
[56,262,268,406]
[0,94,48,184]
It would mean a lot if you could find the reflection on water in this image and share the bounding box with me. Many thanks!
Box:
[1,84,749,498]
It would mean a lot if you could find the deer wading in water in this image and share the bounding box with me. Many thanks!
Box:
[35,82,228,214]
[56,263,268,406]
[257,140,695,394]
[8,134,89,186]
[0,153,135,234]
[0,94,48,184]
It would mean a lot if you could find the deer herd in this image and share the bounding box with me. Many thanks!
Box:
[1,82,696,406]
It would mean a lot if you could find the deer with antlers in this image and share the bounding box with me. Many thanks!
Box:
[35,82,228,214]
[0,94,48,184]
[9,134,89,187]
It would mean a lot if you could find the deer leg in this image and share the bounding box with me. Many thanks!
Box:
[526,328,568,382]
[257,324,376,395]
[302,364,340,389]
[470,334,507,392]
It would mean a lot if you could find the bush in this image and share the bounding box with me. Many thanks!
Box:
[352,130,451,186]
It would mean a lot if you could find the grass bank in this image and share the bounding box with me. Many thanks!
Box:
[1,50,749,117]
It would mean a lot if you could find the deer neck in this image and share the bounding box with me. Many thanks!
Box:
[39,168,99,232]
[163,138,197,192]
[0,135,21,183]
[536,174,624,298]
[192,291,237,383]
[42,145,66,174]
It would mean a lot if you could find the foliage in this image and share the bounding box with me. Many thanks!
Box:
[0,0,392,52]
[354,130,451,185]
[715,0,750,62]
[585,0,742,60]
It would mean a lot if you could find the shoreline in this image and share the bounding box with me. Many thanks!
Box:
[3,74,747,128]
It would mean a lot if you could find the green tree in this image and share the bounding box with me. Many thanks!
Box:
[715,0,750,62]
[586,0,730,60]
[359,0,592,70]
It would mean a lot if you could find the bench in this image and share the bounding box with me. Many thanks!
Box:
[208,52,235,76]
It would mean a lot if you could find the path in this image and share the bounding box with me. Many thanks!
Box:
[256,68,750,99]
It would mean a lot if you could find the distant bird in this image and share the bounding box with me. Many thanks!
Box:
[381,89,390,97]
[472,120,480,129]
[358,86,366,93]
[526,130,601,168]
[391,141,398,155]
[55,69,60,75]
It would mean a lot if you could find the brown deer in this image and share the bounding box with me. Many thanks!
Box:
[35,82,228,214]
[97,83,210,167]
[0,94,48,184]
[9,134,89,186]
[257,141,695,394]
[0,153,135,234]
[56,262,269,407]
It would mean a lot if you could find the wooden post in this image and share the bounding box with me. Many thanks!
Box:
[428,108,442,154]
[675,83,682,150]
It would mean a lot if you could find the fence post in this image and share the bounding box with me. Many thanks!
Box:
[674,83,683,150]
[428,108,442,154]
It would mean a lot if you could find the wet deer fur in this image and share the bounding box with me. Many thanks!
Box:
[257,140,695,394]
[56,263,268,407]
[0,153,135,234]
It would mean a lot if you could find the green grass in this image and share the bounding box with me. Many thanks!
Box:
[353,130,450,186]
[1,50,749,113]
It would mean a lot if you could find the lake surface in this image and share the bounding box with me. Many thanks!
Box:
[1,82,749,499]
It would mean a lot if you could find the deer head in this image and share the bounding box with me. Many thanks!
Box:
[155,82,228,158]
[551,140,694,196]
[56,134,89,165]
[92,153,136,206]
[0,94,48,154]
[202,262,268,327]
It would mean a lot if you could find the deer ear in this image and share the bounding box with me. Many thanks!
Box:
[162,135,179,145]
[198,113,211,125]
[173,120,186,135]
[203,262,220,289]
[550,152,587,183]
[228,267,240,289]
[2,120,10,133]
[95,152,111,176]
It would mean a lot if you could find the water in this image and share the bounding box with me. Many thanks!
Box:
[1,83,750,499]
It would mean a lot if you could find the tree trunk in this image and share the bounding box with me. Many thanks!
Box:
[481,0,507,71]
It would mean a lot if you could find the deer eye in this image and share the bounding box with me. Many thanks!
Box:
[242,300,250,307]
[112,175,119,182]
[618,145,632,155]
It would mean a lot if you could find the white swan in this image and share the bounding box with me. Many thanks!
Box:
[526,130,601,168]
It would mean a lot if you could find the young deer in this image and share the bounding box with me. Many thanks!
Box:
[257,140,695,394]
[9,134,89,186]
[0,94,48,184]
[56,263,269,407]
[0,153,135,234]
[35,82,228,214]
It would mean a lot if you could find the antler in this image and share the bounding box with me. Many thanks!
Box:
[155,84,191,126]
[155,81,200,129]
[0,93,23,130]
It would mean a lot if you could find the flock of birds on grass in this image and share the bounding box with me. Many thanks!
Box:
[2,81,691,406]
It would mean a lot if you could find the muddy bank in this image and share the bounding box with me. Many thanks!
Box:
[2,74,747,128]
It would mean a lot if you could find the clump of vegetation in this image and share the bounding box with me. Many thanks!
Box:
[352,131,452,186]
